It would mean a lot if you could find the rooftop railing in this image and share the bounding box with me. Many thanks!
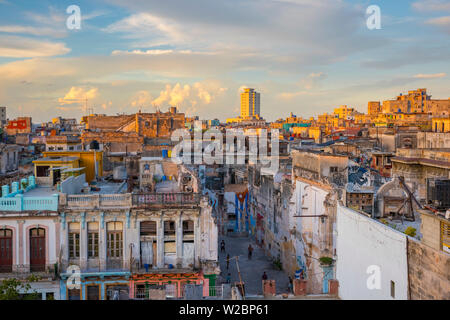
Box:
[61,193,132,209]
[59,192,201,209]
[132,193,201,207]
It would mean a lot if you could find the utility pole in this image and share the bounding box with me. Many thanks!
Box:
[234,256,245,300]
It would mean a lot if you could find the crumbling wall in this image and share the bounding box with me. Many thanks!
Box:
[407,238,450,300]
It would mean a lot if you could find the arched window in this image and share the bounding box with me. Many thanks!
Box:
[0,229,13,272]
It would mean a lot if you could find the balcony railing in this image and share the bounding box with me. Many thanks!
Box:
[132,193,201,207]
[0,264,57,279]
[60,193,201,209]
[0,195,58,212]
[62,194,132,209]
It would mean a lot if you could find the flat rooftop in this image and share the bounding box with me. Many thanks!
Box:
[23,186,57,197]
[34,156,79,162]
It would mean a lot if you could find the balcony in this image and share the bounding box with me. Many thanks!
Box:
[0,176,59,212]
[0,264,58,280]
[132,193,201,208]
[60,193,132,210]
[0,194,59,212]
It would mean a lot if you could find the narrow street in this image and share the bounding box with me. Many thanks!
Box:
[217,235,290,296]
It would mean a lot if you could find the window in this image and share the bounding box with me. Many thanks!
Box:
[164,241,176,254]
[88,222,99,258]
[183,220,194,235]
[87,285,100,300]
[164,221,176,236]
[36,165,50,177]
[68,289,81,300]
[330,167,338,173]
[140,221,156,236]
[68,223,80,259]
[107,222,123,258]
[390,280,395,298]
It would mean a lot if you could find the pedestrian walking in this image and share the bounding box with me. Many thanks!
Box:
[247,244,253,260]
[262,271,268,281]
[220,240,226,253]
[288,276,293,293]
[226,273,231,284]
[226,254,230,270]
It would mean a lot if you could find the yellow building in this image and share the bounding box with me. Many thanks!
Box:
[432,116,450,133]
[291,126,309,137]
[308,127,322,143]
[240,88,260,118]
[41,150,103,183]
[33,156,81,186]
[333,105,355,119]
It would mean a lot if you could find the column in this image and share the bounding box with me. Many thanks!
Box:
[17,220,24,268]
[99,212,107,271]
[176,212,183,268]
[80,213,88,270]
[193,215,200,268]
[156,217,164,268]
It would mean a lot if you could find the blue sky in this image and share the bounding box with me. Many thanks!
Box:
[0,0,449,122]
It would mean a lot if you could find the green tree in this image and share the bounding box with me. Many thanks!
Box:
[0,276,41,300]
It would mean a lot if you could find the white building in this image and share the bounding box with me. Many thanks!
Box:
[0,144,20,175]
[336,204,408,300]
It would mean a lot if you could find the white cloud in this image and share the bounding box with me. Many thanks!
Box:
[58,87,99,105]
[426,16,450,34]
[151,81,227,115]
[103,12,185,47]
[413,72,446,79]
[0,25,67,38]
[0,35,70,57]
[130,90,153,109]
[412,0,450,12]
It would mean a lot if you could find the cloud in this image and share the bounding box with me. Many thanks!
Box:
[130,90,153,108]
[413,72,446,79]
[426,16,450,34]
[412,0,450,12]
[151,81,227,115]
[103,12,185,47]
[279,72,327,98]
[0,35,70,58]
[58,87,99,105]
[0,25,67,38]
[101,101,113,110]
[103,0,386,66]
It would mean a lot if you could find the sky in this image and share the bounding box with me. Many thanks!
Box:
[0,0,449,123]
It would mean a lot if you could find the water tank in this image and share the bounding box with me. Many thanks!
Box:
[162,149,168,158]
[89,140,100,150]
[113,166,127,180]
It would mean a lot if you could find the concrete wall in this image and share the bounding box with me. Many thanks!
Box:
[417,132,450,149]
[420,211,443,251]
[336,204,408,300]
[407,238,450,300]
[60,174,86,194]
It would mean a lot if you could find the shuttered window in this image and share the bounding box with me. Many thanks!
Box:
[88,222,99,258]
[164,221,176,236]
[107,222,123,258]
[140,221,157,236]
[69,223,80,259]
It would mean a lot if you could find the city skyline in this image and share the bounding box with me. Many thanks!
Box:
[0,0,450,122]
